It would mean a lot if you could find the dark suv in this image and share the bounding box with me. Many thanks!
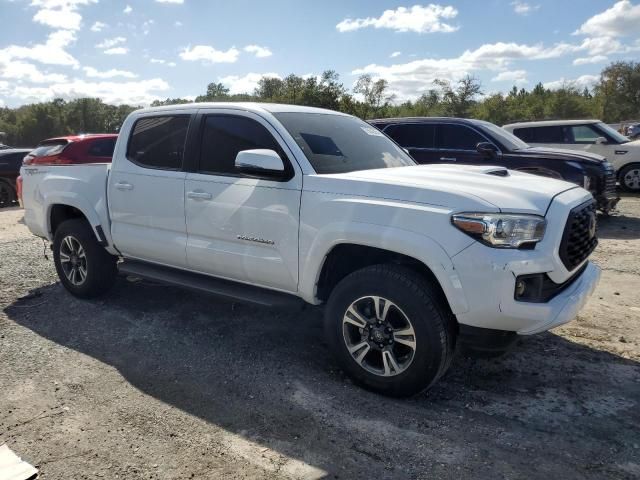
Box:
[369,117,619,213]
[0,148,32,207]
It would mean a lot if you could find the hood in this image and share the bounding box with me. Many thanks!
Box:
[519,146,605,164]
[309,164,579,214]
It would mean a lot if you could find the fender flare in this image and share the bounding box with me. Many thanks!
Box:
[298,221,470,314]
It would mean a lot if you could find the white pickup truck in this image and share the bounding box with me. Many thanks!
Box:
[21,103,601,396]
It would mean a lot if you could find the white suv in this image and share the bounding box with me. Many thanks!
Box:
[503,120,640,192]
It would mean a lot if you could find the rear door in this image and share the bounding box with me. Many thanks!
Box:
[184,109,302,292]
[435,123,488,165]
[383,123,438,164]
[108,113,191,268]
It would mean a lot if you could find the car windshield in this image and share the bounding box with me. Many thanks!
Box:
[597,122,630,143]
[273,112,416,174]
[475,120,530,151]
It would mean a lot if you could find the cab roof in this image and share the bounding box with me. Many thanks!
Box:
[133,102,350,117]
[503,119,602,128]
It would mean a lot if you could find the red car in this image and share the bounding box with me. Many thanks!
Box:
[18,134,118,204]
[23,134,118,166]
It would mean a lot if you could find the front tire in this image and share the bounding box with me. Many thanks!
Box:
[619,164,640,192]
[0,180,16,207]
[324,264,456,397]
[53,219,117,298]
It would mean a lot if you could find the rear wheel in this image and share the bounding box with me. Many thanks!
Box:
[325,264,456,397]
[0,180,16,207]
[53,219,117,298]
[619,164,640,192]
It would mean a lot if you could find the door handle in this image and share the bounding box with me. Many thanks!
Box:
[440,157,457,161]
[115,182,133,191]
[187,191,213,200]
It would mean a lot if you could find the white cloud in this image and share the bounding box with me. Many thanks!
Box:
[83,66,137,79]
[336,4,458,33]
[351,40,590,100]
[573,55,608,65]
[156,0,184,3]
[575,0,640,37]
[491,69,527,84]
[0,60,67,83]
[0,30,78,67]
[90,21,107,32]
[150,58,177,67]
[180,45,240,63]
[244,45,273,58]
[8,78,170,105]
[390,51,402,58]
[511,1,539,16]
[543,75,599,91]
[219,72,281,95]
[123,4,132,14]
[30,0,97,31]
[95,36,126,49]
[174,21,183,27]
[104,47,128,55]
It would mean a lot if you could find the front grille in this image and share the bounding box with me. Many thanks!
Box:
[603,161,618,198]
[559,199,598,270]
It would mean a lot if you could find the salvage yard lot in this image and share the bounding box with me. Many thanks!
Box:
[1,197,639,480]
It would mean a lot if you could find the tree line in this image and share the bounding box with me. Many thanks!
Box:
[1,61,638,148]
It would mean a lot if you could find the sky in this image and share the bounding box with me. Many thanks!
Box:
[0,0,639,108]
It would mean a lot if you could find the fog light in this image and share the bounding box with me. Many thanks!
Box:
[515,280,526,297]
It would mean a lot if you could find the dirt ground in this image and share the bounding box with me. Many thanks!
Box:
[1,196,639,480]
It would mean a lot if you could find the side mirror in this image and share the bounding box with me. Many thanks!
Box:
[235,149,285,176]
[595,136,608,145]
[476,142,498,157]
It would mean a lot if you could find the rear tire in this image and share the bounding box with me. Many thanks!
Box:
[619,164,640,192]
[53,219,117,298]
[324,264,456,397]
[0,180,16,207]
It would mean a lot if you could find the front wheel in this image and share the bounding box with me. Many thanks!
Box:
[324,265,455,397]
[0,180,16,207]
[619,164,640,192]
[53,219,117,298]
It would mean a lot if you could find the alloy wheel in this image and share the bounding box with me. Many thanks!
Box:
[623,168,640,191]
[59,235,88,285]
[342,295,417,377]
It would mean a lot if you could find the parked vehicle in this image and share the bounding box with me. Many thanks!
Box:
[0,148,32,207]
[626,123,640,140]
[21,103,601,396]
[503,120,640,192]
[23,134,117,166]
[369,117,619,213]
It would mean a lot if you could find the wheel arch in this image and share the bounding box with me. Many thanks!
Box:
[45,195,108,248]
[300,223,470,316]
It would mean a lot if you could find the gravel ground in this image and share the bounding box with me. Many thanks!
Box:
[1,197,639,480]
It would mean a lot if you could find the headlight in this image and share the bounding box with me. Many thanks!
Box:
[452,213,546,248]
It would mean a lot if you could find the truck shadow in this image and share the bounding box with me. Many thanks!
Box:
[4,280,640,479]
[597,211,640,239]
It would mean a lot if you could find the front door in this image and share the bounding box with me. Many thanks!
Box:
[108,114,191,268]
[184,110,302,293]
[435,123,492,166]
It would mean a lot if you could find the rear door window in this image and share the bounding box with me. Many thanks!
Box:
[385,124,436,149]
[127,116,190,170]
[514,126,566,143]
[438,124,485,150]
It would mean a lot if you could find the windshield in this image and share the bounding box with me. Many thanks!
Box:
[273,112,415,174]
[597,122,629,143]
[475,120,530,151]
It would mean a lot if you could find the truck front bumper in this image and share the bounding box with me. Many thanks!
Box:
[451,241,601,336]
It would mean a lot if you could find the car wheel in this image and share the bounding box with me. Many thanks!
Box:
[0,180,16,207]
[325,264,456,397]
[619,164,640,192]
[53,219,117,298]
